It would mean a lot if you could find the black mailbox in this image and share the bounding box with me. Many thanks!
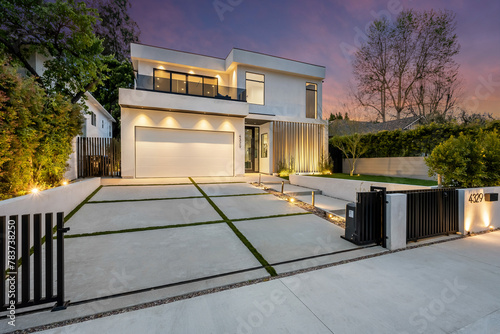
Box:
[485,193,499,202]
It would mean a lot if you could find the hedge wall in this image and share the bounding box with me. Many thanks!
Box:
[329,121,500,158]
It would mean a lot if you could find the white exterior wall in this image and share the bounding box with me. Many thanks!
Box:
[459,187,500,233]
[236,65,322,119]
[289,175,430,202]
[121,108,245,178]
[0,178,100,219]
[83,98,113,138]
[342,157,434,181]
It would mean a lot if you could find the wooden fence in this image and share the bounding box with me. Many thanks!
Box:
[77,137,121,178]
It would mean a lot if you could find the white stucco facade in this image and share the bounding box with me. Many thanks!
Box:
[120,43,327,178]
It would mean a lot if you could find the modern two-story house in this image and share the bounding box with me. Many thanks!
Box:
[119,43,327,178]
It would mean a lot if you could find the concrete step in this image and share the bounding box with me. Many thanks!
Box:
[263,183,322,196]
[295,194,350,218]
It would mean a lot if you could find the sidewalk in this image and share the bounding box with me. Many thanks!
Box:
[34,231,500,334]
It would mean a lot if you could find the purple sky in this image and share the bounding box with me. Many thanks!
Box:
[129,0,500,120]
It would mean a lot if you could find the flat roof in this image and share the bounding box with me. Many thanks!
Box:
[131,43,325,78]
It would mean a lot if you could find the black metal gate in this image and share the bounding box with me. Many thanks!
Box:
[349,186,387,246]
[1,212,70,312]
[388,188,459,242]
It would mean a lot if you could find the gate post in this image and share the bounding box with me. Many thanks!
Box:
[52,212,70,311]
[386,194,407,250]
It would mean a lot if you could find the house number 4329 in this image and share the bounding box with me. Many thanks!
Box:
[468,193,483,203]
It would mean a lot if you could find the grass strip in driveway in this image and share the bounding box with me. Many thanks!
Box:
[64,220,225,239]
[87,195,204,204]
[65,185,103,222]
[189,177,277,277]
[10,185,103,271]
[210,193,271,198]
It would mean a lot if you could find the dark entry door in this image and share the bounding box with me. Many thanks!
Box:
[245,127,259,172]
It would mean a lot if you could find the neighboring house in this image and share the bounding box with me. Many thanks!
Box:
[329,116,422,137]
[26,52,115,180]
[119,43,328,178]
[64,92,115,180]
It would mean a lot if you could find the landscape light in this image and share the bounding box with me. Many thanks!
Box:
[289,198,295,203]
[62,181,68,186]
[31,187,40,194]
[328,214,333,219]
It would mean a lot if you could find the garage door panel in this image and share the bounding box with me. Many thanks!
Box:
[135,127,234,178]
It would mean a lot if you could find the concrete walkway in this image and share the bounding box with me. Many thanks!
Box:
[37,231,500,333]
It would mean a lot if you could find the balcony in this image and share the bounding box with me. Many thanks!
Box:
[136,74,246,102]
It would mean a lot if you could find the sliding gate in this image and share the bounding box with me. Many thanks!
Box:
[1,212,70,312]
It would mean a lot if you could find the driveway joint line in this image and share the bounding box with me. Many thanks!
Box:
[64,220,226,238]
[189,177,278,276]
[278,280,335,334]
[87,195,205,204]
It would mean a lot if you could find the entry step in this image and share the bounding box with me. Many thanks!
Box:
[263,183,322,196]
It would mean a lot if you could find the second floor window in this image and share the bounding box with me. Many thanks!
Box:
[306,83,317,118]
[91,112,96,126]
[246,72,264,105]
[154,69,218,97]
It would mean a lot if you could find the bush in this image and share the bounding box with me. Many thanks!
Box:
[0,56,83,199]
[318,154,334,175]
[425,130,500,187]
[329,121,500,158]
[277,159,295,177]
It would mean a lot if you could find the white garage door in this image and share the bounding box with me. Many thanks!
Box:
[135,127,234,178]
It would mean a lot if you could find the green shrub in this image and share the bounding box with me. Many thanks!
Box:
[425,130,500,187]
[277,158,295,177]
[329,121,500,158]
[318,154,334,175]
[0,56,83,199]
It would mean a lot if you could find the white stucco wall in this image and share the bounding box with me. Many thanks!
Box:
[0,178,100,219]
[121,108,245,178]
[459,187,500,233]
[289,175,430,202]
[342,157,434,181]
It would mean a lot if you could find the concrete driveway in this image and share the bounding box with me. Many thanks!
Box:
[62,180,382,302]
[3,179,385,332]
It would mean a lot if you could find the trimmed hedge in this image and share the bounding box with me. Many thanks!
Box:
[330,121,500,158]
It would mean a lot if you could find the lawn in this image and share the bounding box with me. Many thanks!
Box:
[309,173,437,186]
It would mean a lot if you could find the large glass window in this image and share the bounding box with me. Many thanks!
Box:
[246,72,264,105]
[306,83,317,118]
[188,75,203,96]
[154,69,170,92]
[172,73,186,94]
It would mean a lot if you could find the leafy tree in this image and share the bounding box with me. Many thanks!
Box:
[330,120,369,176]
[91,58,135,136]
[352,9,460,121]
[425,130,500,187]
[0,0,110,103]
[84,0,140,61]
[84,0,140,137]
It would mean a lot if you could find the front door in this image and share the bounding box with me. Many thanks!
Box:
[245,127,259,172]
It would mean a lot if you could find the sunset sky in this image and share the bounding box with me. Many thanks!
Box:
[129,0,500,120]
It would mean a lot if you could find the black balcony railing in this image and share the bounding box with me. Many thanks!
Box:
[136,74,246,102]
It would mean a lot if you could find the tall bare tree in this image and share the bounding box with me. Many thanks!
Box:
[352,9,460,120]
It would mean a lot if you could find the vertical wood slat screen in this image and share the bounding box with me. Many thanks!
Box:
[272,121,325,173]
